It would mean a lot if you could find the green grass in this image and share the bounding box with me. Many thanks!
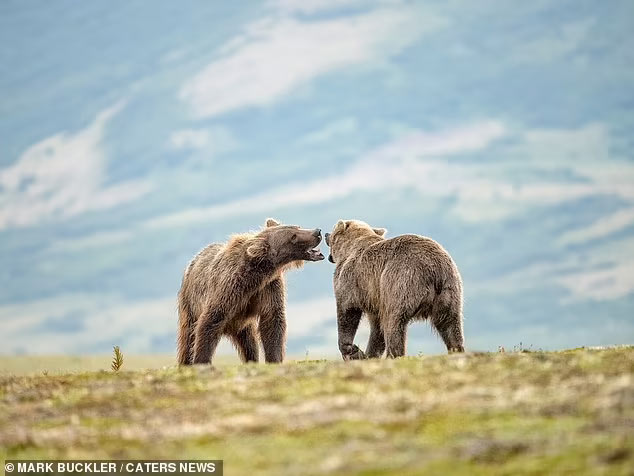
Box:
[1,347,633,475]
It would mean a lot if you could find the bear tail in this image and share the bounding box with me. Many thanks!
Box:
[177,290,195,365]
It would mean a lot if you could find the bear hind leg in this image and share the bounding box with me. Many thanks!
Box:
[430,289,464,353]
[177,297,196,365]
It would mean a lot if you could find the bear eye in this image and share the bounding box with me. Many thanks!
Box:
[291,233,297,243]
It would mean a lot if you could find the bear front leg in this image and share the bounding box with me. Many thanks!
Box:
[337,306,365,361]
[384,316,407,358]
[258,279,287,363]
[192,308,226,364]
[259,312,286,363]
[232,324,260,363]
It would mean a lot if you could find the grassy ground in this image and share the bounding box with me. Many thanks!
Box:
[1,347,632,475]
[0,354,236,376]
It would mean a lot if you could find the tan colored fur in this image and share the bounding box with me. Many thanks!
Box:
[326,219,464,359]
[177,219,322,365]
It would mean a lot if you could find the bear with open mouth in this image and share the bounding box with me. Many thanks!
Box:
[177,218,324,365]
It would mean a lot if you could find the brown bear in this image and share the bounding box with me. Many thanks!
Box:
[325,219,464,359]
[177,219,324,365]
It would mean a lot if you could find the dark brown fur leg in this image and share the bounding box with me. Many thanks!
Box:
[177,297,196,365]
[384,317,407,358]
[192,309,226,364]
[259,315,286,363]
[258,279,287,363]
[365,317,385,358]
[436,321,465,353]
[232,324,260,363]
[431,289,465,353]
[337,306,365,360]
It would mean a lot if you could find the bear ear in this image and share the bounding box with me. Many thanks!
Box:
[335,220,348,231]
[246,238,270,259]
[265,218,280,228]
[373,227,387,237]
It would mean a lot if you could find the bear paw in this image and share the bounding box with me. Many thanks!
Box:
[341,344,366,361]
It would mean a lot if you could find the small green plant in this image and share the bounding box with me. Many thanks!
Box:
[111,346,124,372]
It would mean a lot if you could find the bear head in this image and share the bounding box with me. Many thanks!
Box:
[325,219,386,264]
[246,218,325,266]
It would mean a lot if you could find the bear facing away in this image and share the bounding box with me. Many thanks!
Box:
[177,219,324,365]
[325,219,464,359]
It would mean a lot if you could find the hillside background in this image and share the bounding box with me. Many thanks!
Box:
[1,0,633,356]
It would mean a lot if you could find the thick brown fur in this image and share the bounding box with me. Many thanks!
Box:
[177,219,323,365]
[325,219,464,359]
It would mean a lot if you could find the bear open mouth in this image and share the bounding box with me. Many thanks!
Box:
[306,247,325,261]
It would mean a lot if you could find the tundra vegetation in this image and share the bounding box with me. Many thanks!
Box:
[1,347,632,475]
